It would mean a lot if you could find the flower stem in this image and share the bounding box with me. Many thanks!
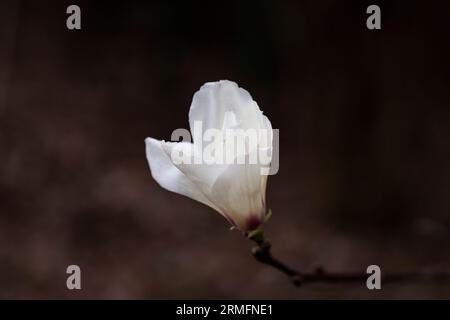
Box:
[247,231,450,287]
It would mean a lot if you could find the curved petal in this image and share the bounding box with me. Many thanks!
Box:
[145,137,222,213]
[209,152,267,231]
[189,80,266,141]
[260,114,273,150]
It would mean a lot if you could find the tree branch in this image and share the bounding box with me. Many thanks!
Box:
[248,232,450,287]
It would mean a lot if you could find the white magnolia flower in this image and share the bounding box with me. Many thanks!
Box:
[145,80,273,232]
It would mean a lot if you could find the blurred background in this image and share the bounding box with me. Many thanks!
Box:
[0,0,449,299]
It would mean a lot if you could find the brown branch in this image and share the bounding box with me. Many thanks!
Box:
[248,232,450,287]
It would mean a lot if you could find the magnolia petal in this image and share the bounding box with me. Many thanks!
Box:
[189,80,266,141]
[174,160,227,192]
[209,153,266,231]
[260,114,273,150]
[145,137,222,213]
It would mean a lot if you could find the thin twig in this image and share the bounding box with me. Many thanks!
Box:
[249,233,450,287]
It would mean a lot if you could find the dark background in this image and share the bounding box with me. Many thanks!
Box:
[0,0,449,299]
